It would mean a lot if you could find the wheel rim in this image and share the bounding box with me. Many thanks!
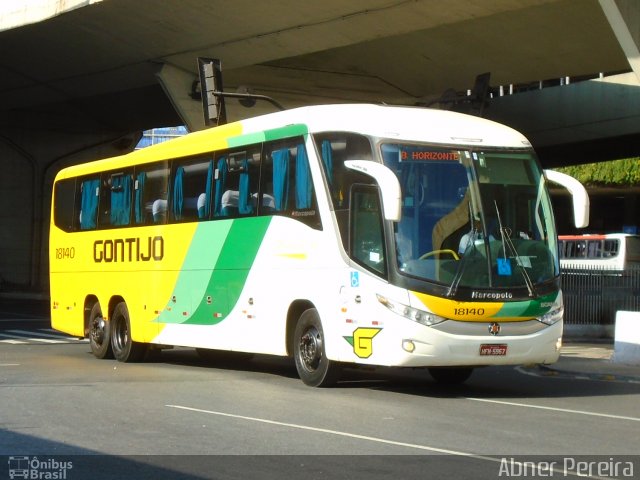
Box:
[112,317,128,353]
[90,315,106,346]
[298,325,322,373]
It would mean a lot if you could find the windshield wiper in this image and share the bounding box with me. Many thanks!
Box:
[494,201,536,297]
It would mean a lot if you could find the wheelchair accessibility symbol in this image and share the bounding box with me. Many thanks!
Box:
[350,271,359,288]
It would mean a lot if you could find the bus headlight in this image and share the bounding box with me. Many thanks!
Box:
[377,294,445,327]
[538,306,564,326]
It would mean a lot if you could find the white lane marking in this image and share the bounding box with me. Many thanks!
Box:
[164,404,608,479]
[0,363,20,366]
[0,330,87,344]
[166,404,485,455]
[465,397,640,422]
[5,336,63,344]
[8,329,77,340]
[0,337,27,344]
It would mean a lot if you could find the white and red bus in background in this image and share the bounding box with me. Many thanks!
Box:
[558,233,640,271]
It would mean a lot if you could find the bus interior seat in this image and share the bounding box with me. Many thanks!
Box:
[260,193,275,212]
[197,193,207,219]
[152,199,168,223]
[220,190,239,216]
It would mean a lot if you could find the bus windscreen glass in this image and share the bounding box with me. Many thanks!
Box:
[382,144,559,290]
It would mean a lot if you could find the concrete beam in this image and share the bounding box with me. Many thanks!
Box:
[486,74,640,161]
[155,63,205,132]
[599,0,640,82]
[0,0,102,32]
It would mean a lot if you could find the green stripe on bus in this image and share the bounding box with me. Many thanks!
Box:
[492,292,558,318]
[184,216,272,325]
[263,124,308,142]
[227,131,265,148]
[226,125,307,149]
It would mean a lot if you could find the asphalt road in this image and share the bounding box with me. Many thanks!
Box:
[1,303,639,479]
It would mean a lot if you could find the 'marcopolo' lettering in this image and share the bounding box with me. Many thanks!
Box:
[94,236,164,263]
[471,291,513,300]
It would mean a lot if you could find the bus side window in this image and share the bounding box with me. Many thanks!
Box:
[170,158,212,222]
[587,240,602,258]
[603,239,620,258]
[291,142,321,229]
[53,178,77,232]
[134,163,169,225]
[98,172,133,228]
[314,132,373,210]
[261,139,321,229]
[315,133,372,246]
[261,142,286,215]
[261,142,293,214]
[215,146,260,218]
[213,156,228,217]
[350,185,386,277]
[79,177,100,230]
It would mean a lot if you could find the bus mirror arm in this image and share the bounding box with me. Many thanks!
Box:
[212,91,285,112]
[344,160,402,222]
[544,169,590,229]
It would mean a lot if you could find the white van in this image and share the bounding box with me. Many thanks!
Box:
[558,233,640,270]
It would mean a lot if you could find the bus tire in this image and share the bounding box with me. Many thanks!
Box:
[428,366,474,385]
[88,302,113,359]
[293,308,340,387]
[110,302,146,362]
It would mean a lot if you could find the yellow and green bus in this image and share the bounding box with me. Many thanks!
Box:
[50,104,588,386]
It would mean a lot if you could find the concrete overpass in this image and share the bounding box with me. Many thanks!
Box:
[0,0,639,292]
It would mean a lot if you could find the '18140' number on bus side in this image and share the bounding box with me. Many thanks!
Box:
[55,247,75,259]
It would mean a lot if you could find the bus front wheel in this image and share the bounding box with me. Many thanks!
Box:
[110,302,146,362]
[88,302,113,359]
[293,309,340,387]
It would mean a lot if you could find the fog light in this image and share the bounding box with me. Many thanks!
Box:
[402,340,416,353]
[556,337,562,352]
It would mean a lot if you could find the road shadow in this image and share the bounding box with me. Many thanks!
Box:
[0,429,516,480]
[143,348,640,400]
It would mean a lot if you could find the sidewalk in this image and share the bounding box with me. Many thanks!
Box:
[541,342,640,383]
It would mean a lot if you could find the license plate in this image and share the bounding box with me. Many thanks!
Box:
[480,344,508,356]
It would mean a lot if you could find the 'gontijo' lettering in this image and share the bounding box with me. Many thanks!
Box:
[93,236,164,262]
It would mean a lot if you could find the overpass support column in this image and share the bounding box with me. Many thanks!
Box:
[600,0,640,82]
[156,63,206,132]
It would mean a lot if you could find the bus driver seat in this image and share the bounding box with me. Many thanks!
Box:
[432,190,471,253]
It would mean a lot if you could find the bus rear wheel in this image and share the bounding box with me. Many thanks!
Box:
[428,366,474,385]
[88,302,113,359]
[293,308,340,387]
[110,302,146,362]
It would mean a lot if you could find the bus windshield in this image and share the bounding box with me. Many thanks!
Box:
[381,144,559,291]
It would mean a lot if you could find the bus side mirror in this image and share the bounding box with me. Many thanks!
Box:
[344,160,401,222]
[544,169,589,229]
